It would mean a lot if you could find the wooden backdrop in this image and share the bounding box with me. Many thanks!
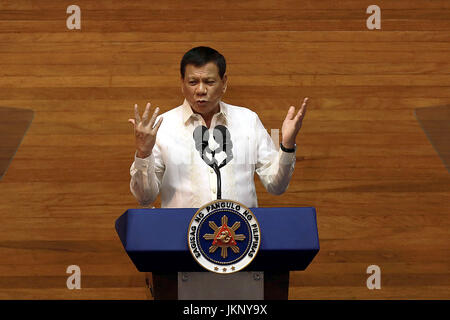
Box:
[0,0,448,299]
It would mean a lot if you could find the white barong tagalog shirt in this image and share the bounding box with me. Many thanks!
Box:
[130,99,297,208]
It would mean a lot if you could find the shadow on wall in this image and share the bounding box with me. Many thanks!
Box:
[414,105,450,173]
[0,107,34,181]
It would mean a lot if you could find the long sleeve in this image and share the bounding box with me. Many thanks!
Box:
[254,114,297,195]
[129,151,165,206]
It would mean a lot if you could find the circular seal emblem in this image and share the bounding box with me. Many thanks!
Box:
[187,199,261,274]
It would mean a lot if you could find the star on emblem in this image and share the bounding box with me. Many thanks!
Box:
[223,268,227,272]
[231,266,235,271]
[203,215,246,258]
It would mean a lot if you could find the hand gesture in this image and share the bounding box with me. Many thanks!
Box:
[128,102,163,158]
[281,97,309,149]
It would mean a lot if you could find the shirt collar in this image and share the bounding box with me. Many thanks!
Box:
[181,99,229,125]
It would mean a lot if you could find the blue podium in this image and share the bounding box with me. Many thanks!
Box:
[115,207,319,299]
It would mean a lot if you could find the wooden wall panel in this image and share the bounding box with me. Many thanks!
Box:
[0,0,448,299]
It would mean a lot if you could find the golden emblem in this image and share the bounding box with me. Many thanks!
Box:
[203,215,246,258]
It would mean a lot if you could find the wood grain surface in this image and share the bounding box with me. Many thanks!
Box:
[0,0,448,299]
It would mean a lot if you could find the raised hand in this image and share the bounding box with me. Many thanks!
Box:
[128,102,163,158]
[281,97,309,149]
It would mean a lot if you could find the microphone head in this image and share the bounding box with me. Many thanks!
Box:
[213,125,233,153]
[193,125,209,152]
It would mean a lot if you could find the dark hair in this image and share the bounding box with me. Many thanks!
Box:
[180,46,226,79]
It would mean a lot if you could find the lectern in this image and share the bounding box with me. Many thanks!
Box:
[115,207,319,300]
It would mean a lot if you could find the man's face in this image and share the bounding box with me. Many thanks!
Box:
[181,62,227,116]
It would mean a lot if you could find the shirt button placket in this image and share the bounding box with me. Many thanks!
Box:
[209,168,217,199]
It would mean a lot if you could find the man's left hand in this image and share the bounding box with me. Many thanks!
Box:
[281,97,309,149]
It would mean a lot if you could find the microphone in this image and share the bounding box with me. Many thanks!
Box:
[193,125,213,165]
[213,125,232,153]
[213,125,233,168]
[193,125,234,200]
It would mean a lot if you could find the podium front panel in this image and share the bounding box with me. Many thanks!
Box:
[116,207,319,272]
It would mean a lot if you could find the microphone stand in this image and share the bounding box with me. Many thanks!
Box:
[210,150,222,200]
[212,163,222,200]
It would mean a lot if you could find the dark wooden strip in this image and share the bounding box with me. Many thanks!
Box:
[1,0,449,10]
[0,31,449,42]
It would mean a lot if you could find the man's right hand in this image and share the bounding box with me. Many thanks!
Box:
[128,102,163,158]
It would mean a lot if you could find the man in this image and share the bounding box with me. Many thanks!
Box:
[128,46,309,299]
[128,46,308,209]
